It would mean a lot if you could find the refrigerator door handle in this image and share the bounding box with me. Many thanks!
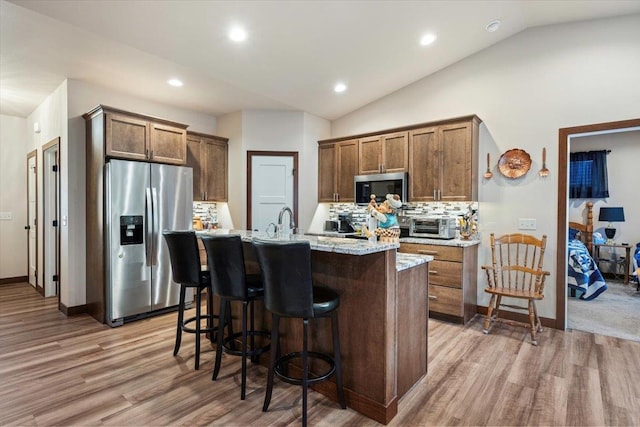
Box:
[145,188,153,267]
[151,187,160,266]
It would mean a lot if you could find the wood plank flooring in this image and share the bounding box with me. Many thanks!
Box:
[1,282,639,426]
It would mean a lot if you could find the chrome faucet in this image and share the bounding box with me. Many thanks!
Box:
[277,206,295,234]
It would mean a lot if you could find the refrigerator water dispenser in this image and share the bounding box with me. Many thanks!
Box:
[120,215,143,245]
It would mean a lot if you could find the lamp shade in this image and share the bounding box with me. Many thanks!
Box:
[599,207,625,222]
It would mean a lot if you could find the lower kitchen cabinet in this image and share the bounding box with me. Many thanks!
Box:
[399,241,479,324]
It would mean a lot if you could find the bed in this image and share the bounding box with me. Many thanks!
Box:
[568,202,608,300]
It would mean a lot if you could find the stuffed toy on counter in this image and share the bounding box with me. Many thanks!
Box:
[362,193,402,243]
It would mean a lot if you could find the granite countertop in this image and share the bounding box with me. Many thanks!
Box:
[396,253,433,272]
[400,237,481,247]
[198,229,399,255]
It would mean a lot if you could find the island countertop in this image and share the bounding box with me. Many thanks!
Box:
[198,229,432,270]
[198,229,400,255]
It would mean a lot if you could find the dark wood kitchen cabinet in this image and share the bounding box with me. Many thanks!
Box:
[186,131,229,201]
[101,106,188,165]
[409,117,479,201]
[358,131,408,175]
[318,139,359,202]
[399,242,478,324]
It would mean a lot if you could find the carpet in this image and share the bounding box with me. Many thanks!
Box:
[568,278,640,342]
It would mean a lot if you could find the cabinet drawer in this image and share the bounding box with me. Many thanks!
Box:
[428,260,462,288]
[428,285,462,316]
[399,243,463,262]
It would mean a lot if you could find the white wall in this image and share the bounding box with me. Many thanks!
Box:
[331,14,640,319]
[26,81,67,300]
[0,114,28,279]
[569,130,640,248]
[218,110,330,231]
[217,111,243,229]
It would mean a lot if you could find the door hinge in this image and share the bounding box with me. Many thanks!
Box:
[52,220,58,227]
[53,274,59,282]
[52,165,58,172]
[34,218,37,225]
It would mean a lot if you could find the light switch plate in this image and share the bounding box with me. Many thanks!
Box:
[518,218,536,230]
[0,212,12,220]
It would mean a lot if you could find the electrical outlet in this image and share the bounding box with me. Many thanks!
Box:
[0,212,12,220]
[518,218,536,230]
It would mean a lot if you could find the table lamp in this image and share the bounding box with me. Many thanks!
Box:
[598,207,625,244]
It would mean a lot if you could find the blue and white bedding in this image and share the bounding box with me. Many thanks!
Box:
[567,239,607,300]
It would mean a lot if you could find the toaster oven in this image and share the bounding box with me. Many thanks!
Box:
[409,216,457,239]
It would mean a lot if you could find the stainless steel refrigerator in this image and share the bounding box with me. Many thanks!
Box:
[105,159,193,327]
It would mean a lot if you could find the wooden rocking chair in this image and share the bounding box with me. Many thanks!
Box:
[482,233,550,345]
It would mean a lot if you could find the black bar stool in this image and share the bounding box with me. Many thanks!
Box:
[253,239,346,427]
[201,234,270,400]
[163,230,223,370]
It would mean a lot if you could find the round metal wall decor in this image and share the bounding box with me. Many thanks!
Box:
[498,148,531,179]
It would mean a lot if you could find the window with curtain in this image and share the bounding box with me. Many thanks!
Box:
[569,150,609,198]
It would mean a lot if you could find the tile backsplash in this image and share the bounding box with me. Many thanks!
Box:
[193,202,217,227]
[328,201,479,227]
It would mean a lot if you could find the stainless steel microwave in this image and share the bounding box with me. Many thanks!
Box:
[409,216,457,239]
[354,172,408,205]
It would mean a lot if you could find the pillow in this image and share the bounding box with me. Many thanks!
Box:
[568,227,580,241]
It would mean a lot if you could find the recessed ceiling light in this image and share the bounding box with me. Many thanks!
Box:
[334,83,347,93]
[167,78,183,87]
[486,20,501,33]
[229,27,247,42]
[420,33,437,46]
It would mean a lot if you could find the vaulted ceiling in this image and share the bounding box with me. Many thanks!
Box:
[2,0,640,119]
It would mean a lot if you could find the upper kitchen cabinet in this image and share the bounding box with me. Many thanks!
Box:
[358,131,408,175]
[186,131,229,201]
[409,117,480,201]
[92,105,187,165]
[318,139,359,202]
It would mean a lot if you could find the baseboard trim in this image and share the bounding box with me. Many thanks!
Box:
[0,276,28,285]
[477,306,555,329]
[59,302,88,316]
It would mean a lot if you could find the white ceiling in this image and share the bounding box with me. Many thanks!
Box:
[2,0,640,120]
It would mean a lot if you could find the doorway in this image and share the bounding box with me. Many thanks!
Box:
[26,150,38,292]
[556,118,640,330]
[43,138,60,298]
[247,151,298,233]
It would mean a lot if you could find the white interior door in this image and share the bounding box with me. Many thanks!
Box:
[251,155,294,233]
[43,145,59,297]
[27,154,37,287]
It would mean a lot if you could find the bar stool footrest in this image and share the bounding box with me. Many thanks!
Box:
[274,351,336,385]
[182,314,219,335]
[222,331,271,357]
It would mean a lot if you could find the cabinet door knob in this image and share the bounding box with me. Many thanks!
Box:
[428,295,438,301]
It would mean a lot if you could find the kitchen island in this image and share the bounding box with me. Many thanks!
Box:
[198,230,432,424]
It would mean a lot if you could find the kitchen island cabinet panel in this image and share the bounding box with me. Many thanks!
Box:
[199,231,430,424]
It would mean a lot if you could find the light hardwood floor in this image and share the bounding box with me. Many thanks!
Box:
[1,282,639,426]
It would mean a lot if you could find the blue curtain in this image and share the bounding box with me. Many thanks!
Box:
[569,150,609,198]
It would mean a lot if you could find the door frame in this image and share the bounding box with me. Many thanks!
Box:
[555,117,640,330]
[246,151,298,231]
[26,149,39,292]
[43,138,61,298]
